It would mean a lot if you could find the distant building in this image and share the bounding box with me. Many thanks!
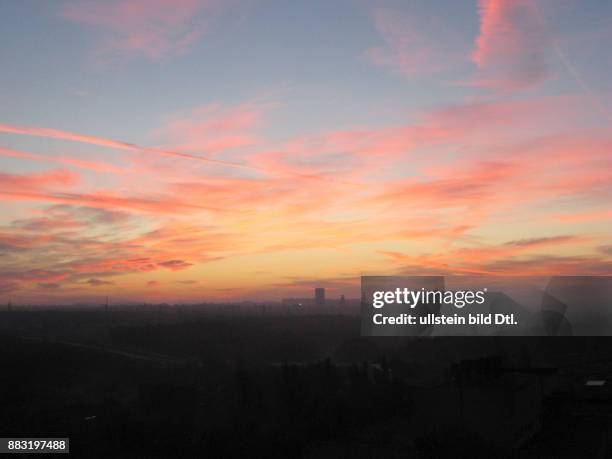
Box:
[315,288,325,307]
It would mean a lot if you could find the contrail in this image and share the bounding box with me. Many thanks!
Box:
[0,123,262,170]
[532,0,612,124]
[0,123,361,186]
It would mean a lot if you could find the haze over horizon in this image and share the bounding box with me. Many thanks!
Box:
[1,0,612,304]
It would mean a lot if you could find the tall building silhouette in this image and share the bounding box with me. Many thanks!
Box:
[315,288,325,307]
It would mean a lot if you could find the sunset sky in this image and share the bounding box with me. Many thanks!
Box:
[1,0,611,304]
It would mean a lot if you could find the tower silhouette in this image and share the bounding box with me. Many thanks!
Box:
[315,288,325,307]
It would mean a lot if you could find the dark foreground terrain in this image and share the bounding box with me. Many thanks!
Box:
[2,308,612,457]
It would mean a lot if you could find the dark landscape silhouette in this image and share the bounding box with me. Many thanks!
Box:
[3,297,612,457]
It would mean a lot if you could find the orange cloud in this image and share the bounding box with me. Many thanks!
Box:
[380,234,601,276]
[554,210,612,223]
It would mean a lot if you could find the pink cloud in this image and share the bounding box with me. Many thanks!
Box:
[0,146,126,174]
[63,0,216,60]
[0,203,222,297]
[0,123,259,172]
[366,8,453,77]
[0,169,217,215]
[472,0,551,91]
[2,90,612,301]
[0,123,141,151]
[249,95,587,185]
[367,159,526,211]
[0,189,210,215]
[0,121,359,188]
[0,169,80,190]
[154,102,263,154]
[75,257,157,274]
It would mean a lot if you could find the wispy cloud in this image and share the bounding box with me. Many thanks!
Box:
[0,123,260,171]
[0,146,126,174]
[86,278,114,287]
[471,0,551,91]
[366,8,456,77]
[2,91,611,300]
[62,0,217,61]
[154,102,264,154]
[0,169,80,190]
[157,259,193,271]
[380,234,606,276]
